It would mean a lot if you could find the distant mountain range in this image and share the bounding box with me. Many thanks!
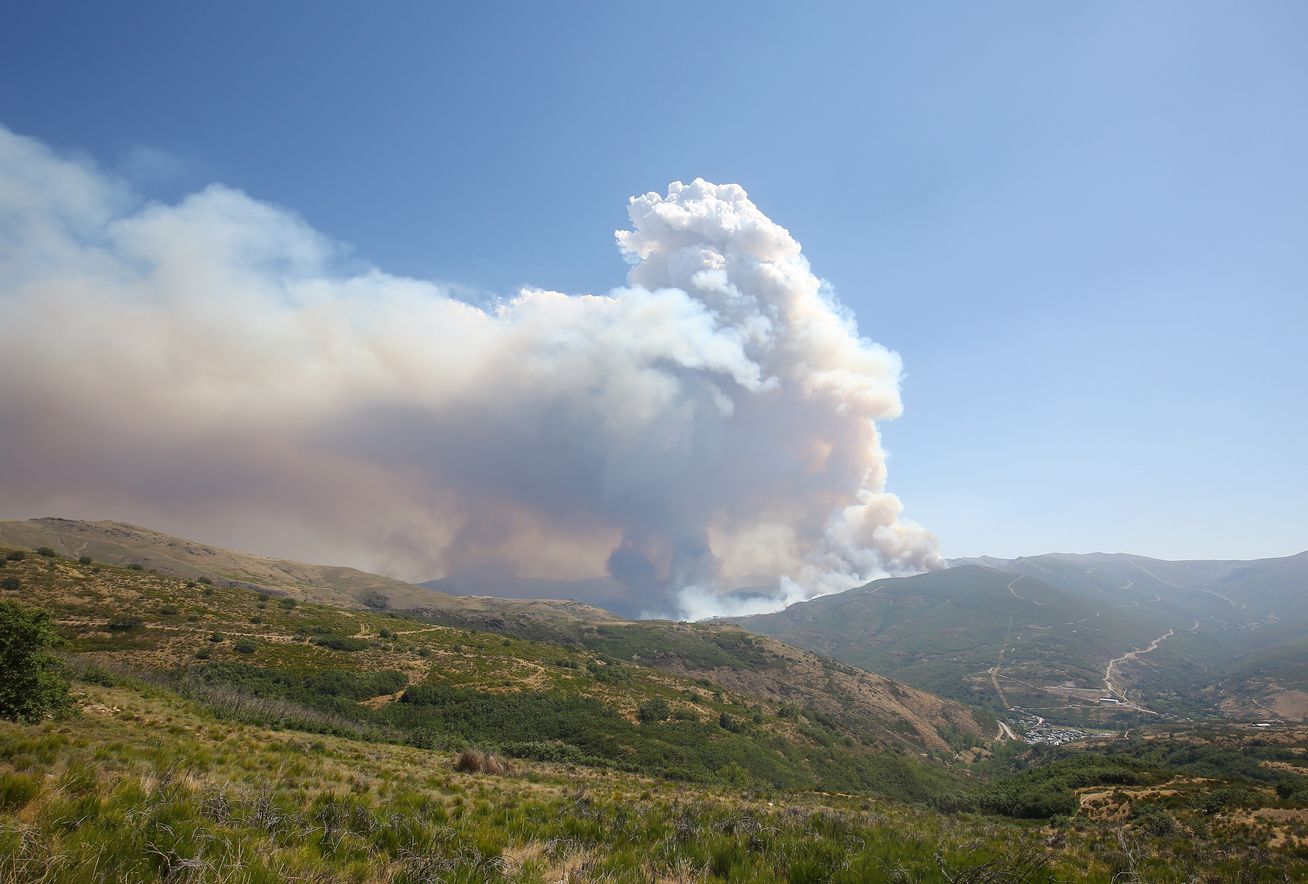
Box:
[731,551,1308,724]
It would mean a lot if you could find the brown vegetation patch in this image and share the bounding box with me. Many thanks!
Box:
[453,749,514,776]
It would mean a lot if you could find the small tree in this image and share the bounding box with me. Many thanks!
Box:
[361,591,389,610]
[0,602,71,722]
[637,697,671,724]
[35,547,57,558]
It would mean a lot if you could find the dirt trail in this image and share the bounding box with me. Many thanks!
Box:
[989,616,1015,709]
[1005,576,1044,607]
[1129,560,1246,610]
[1103,627,1174,713]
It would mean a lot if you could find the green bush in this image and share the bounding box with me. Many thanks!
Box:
[0,577,19,592]
[127,563,145,571]
[233,639,257,655]
[35,547,57,558]
[0,602,71,722]
[362,591,389,610]
[311,635,370,652]
[5,551,25,561]
[78,555,93,565]
[637,697,671,724]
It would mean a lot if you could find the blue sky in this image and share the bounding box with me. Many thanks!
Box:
[3,2,1304,561]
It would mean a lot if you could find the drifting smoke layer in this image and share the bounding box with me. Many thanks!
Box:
[0,126,938,618]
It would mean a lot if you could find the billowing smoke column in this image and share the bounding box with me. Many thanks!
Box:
[0,126,938,618]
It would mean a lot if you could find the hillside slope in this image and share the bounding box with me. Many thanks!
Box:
[732,567,1157,713]
[736,553,1308,724]
[954,553,1308,719]
[0,535,991,767]
[0,517,617,630]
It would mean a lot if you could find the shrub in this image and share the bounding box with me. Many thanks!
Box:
[362,591,389,610]
[35,546,57,558]
[127,563,145,571]
[0,577,19,592]
[197,576,213,585]
[500,740,588,765]
[5,551,25,561]
[638,697,671,724]
[0,601,71,722]
[209,632,225,643]
[106,615,143,632]
[233,639,257,655]
[311,635,370,652]
[1133,803,1177,836]
[158,604,180,616]
[719,712,743,733]
[453,749,513,776]
[278,598,297,610]
[78,555,93,565]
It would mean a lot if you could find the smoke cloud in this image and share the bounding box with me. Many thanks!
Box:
[0,125,938,618]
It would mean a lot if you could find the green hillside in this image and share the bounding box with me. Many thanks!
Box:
[0,542,987,791]
[732,566,1166,720]
[736,554,1308,726]
[3,541,1308,880]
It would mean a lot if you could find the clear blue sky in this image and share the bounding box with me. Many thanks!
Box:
[3,1,1304,560]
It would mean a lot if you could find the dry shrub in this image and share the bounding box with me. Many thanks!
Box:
[453,749,513,776]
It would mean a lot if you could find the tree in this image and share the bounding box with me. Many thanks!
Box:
[637,697,671,724]
[0,602,71,722]
[362,591,389,610]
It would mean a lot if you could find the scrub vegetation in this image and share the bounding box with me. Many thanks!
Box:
[2,545,1307,881]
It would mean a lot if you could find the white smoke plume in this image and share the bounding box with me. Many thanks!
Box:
[0,126,938,618]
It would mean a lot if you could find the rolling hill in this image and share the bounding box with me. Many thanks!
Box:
[0,523,991,762]
[5,534,1308,879]
[733,553,1308,725]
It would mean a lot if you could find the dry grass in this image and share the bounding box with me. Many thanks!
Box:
[453,749,514,776]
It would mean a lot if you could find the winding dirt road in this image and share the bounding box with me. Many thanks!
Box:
[1103,627,1174,713]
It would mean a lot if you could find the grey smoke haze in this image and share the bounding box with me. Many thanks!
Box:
[0,126,938,618]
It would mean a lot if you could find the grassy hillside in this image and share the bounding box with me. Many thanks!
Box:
[12,681,1301,883]
[0,520,994,754]
[0,518,617,631]
[3,542,1308,879]
[0,543,984,791]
